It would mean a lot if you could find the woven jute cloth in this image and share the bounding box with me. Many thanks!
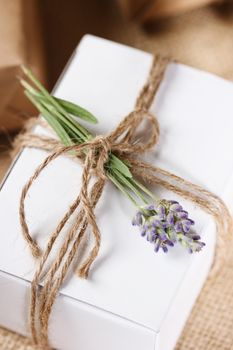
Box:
[1,1,233,349]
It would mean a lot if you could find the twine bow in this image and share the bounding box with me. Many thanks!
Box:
[15,55,232,348]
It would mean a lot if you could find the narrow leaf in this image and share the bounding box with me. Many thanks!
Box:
[24,91,72,146]
[39,98,87,142]
[109,154,132,178]
[54,97,98,124]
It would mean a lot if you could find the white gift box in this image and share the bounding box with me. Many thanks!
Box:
[1,35,233,350]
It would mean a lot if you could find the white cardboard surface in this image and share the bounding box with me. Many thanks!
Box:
[1,35,233,350]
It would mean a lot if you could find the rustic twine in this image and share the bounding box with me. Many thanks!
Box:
[14,55,232,349]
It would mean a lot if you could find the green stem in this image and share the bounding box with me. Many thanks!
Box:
[112,169,148,204]
[130,178,159,202]
[107,173,139,207]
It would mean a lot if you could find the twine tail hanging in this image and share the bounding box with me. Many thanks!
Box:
[14,54,233,348]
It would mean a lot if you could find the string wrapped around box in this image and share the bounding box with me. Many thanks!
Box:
[14,55,232,349]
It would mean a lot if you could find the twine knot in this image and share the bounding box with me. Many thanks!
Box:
[89,135,111,180]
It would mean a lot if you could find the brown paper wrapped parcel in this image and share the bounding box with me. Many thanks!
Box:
[0,0,46,132]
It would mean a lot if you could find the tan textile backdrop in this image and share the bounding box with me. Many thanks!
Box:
[1,0,233,349]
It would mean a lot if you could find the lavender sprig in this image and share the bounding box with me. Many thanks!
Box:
[132,200,205,253]
[21,67,206,256]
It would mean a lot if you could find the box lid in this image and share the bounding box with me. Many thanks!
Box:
[1,35,233,332]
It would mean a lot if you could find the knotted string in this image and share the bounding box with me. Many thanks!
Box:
[14,54,232,348]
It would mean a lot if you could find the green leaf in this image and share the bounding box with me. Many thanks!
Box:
[24,91,72,146]
[109,154,132,178]
[54,97,98,124]
[39,97,88,142]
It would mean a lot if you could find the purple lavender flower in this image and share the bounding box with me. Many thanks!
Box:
[132,199,205,253]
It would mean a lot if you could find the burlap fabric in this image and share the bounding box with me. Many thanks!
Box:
[1,1,233,349]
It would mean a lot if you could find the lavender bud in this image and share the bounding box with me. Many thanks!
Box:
[191,234,201,241]
[174,222,183,232]
[167,213,174,225]
[162,245,168,253]
[182,223,191,234]
[157,204,166,219]
[154,239,161,252]
[170,203,183,212]
[158,229,167,241]
[188,218,195,225]
[169,200,179,205]
[176,211,188,219]
[147,231,156,243]
[166,239,174,247]
[140,228,146,236]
